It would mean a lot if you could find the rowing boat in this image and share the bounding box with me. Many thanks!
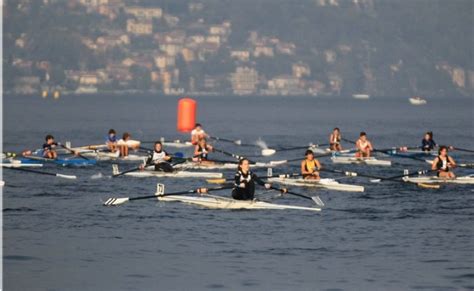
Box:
[409,96,427,105]
[19,156,96,166]
[112,164,223,178]
[81,151,146,162]
[267,177,364,192]
[158,194,321,211]
[403,175,474,184]
[123,171,223,178]
[385,149,435,158]
[331,156,391,166]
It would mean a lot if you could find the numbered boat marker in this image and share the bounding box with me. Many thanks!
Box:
[156,183,165,195]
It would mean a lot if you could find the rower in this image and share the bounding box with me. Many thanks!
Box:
[329,127,342,151]
[42,134,58,159]
[106,129,118,153]
[117,132,140,157]
[191,123,208,145]
[421,131,437,152]
[141,141,173,172]
[431,145,456,179]
[301,150,321,180]
[193,138,213,162]
[231,158,272,200]
[355,132,373,158]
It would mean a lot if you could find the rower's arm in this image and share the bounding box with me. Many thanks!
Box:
[315,160,322,170]
[431,158,439,171]
[368,142,374,151]
[234,173,242,187]
[448,157,456,168]
[253,173,266,186]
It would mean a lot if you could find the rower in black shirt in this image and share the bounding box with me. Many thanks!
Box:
[142,141,173,172]
[232,158,271,200]
[421,131,437,152]
[42,134,58,159]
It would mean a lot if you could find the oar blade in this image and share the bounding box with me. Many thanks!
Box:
[417,183,441,189]
[103,197,130,206]
[206,178,227,184]
[234,140,242,145]
[56,174,77,180]
[262,149,276,156]
[311,196,325,207]
[269,160,287,166]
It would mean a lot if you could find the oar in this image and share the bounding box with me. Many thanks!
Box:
[452,147,474,153]
[213,148,255,163]
[320,168,439,188]
[271,152,336,165]
[103,184,234,206]
[261,143,332,157]
[111,164,149,178]
[209,136,253,146]
[59,143,90,160]
[207,172,304,184]
[424,159,473,168]
[269,185,324,207]
[369,169,436,183]
[4,166,77,179]
[456,162,474,168]
[320,168,433,183]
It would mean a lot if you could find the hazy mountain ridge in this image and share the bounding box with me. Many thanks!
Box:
[3,0,473,97]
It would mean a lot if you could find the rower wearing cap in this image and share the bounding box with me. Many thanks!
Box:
[301,150,321,180]
[191,123,209,145]
[42,134,58,159]
[355,132,373,158]
[431,146,456,179]
[232,158,272,200]
[141,141,173,172]
[106,129,118,153]
[329,127,342,151]
[193,139,213,162]
[421,131,437,152]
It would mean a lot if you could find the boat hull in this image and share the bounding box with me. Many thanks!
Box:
[331,156,391,166]
[268,177,364,192]
[125,171,223,178]
[158,195,321,211]
[19,157,96,166]
[403,175,474,184]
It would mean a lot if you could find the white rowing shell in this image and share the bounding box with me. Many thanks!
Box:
[158,194,321,211]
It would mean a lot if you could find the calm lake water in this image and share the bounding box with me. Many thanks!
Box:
[2,94,474,290]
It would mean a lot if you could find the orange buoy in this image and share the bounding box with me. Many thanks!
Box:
[177,97,197,133]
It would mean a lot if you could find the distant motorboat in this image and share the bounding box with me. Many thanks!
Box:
[75,86,98,94]
[409,96,427,105]
[352,94,370,100]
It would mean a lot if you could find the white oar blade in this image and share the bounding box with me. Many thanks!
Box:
[56,174,77,180]
[234,140,242,145]
[270,160,287,166]
[103,197,130,206]
[262,149,276,156]
[312,196,325,207]
[370,179,382,183]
